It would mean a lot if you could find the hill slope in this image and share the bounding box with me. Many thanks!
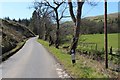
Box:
[85,12,118,22]
[60,12,119,35]
[0,19,35,54]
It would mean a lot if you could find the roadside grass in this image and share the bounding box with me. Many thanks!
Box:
[38,39,109,78]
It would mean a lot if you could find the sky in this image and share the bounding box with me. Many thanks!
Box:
[0,0,119,21]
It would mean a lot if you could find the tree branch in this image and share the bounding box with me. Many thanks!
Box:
[59,3,67,21]
[53,0,59,5]
[56,1,65,9]
[68,0,76,24]
[44,0,55,9]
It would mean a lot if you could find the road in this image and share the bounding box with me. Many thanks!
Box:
[0,37,70,78]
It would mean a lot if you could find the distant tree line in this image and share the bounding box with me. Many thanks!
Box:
[80,18,119,34]
[4,17,31,27]
[59,17,119,36]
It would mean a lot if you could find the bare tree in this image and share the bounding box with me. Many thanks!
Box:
[29,10,39,34]
[32,1,53,39]
[43,15,53,41]
[68,0,84,53]
[44,0,67,48]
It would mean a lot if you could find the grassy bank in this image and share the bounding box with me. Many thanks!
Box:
[1,39,26,62]
[38,39,111,78]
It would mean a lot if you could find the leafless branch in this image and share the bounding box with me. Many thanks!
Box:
[59,3,67,21]
[53,0,59,5]
[44,0,55,9]
[86,0,98,6]
[56,1,65,9]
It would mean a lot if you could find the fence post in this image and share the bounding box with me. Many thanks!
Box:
[95,44,97,51]
[110,46,112,54]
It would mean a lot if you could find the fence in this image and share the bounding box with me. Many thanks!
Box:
[78,42,98,51]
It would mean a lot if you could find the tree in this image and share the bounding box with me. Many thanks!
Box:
[4,17,10,20]
[18,18,21,23]
[44,17,53,41]
[32,1,54,39]
[29,10,39,35]
[13,18,17,22]
[44,0,66,48]
[20,18,30,26]
[68,0,84,53]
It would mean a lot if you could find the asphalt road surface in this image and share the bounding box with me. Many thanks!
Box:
[0,37,70,78]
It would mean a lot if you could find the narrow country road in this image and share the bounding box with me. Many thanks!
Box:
[0,37,65,78]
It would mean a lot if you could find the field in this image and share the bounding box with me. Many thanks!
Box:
[78,33,119,52]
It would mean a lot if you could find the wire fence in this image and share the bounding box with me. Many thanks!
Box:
[78,42,98,51]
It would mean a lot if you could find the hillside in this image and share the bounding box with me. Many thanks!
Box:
[85,12,118,22]
[0,19,35,54]
[60,12,119,35]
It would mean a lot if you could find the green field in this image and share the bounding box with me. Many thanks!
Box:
[79,33,119,51]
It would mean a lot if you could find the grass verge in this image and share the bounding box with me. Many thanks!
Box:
[38,39,110,78]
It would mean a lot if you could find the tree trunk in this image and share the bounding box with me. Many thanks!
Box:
[68,1,76,24]
[44,23,48,41]
[44,32,48,41]
[55,9,60,49]
[70,2,84,53]
[49,35,54,46]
